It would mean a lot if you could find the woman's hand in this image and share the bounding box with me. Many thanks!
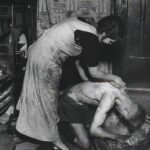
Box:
[110,75,126,90]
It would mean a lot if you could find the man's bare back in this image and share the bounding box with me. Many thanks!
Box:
[68,81,120,104]
[68,81,141,126]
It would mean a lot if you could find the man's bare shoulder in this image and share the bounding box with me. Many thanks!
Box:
[69,82,99,101]
[71,81,115,93]
[71,82,105,98]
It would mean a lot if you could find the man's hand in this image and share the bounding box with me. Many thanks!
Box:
[115,134,130,142]
[145,115,150,124]
[125,135,139,145]
[125,129,147,146]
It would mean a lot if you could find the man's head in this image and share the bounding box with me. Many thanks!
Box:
[124,104,146,130]
[97,16,124,44]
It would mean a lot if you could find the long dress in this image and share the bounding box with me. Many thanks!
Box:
[16,18,97,142]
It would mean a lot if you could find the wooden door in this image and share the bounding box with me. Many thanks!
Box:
[115,0,150,88]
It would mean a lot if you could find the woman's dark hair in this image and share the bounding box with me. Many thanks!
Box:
[97,16,124,40]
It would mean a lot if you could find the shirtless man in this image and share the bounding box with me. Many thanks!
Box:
[59,81,150,149]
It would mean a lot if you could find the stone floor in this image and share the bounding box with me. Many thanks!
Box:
[16,142,38,150]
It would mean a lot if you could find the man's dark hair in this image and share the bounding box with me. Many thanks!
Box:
[128,104,146,130]
[97,15,124,40]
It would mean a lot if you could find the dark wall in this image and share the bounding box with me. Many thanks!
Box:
[116,0,150,88]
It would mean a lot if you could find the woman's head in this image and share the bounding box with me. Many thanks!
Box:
[97,16,124,44]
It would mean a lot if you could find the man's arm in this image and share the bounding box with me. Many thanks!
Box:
[125,117,150,145]
[90,92,123,140]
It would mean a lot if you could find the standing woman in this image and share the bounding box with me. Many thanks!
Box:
[16,18,98,150]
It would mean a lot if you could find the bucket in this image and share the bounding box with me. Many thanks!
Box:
[94,137,150,150]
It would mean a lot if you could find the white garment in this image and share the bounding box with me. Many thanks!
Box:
[16,18,97,142]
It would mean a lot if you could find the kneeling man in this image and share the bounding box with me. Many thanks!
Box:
[59,82,150,149]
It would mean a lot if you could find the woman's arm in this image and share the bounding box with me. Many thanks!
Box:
[88,66,125,89]
[75,60,88,81]
[75,59,125,89]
